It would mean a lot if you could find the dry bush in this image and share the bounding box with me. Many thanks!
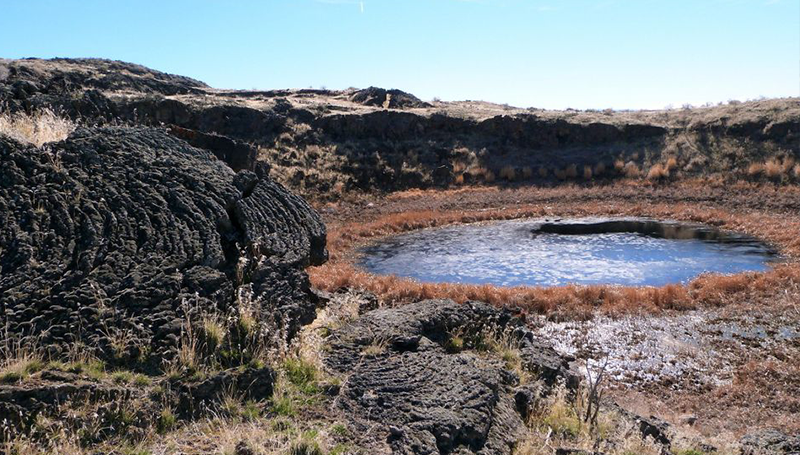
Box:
[764,158,783,179]
[538,166,548,178]
[593,162,606,176]
[613,159,625,173]
[565,164,578,179]
[665,157,678,171]
[554,168,567,180]
[583,165,593,180]
[794,163,800,179]
[646,163,669,181]
[781,157,795,174]
[521,166,533,179]
[452,161,468,174]
[0,108,76,147]
[499,166,516,181]
[623,161,640,178]
[469,166,495,183]
[454,174,465,185]
[747,162,763,177]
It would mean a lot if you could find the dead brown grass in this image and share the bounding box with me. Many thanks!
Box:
[623,161,640,178]
[0,108,76,147]
[646,163,669,181]
[311,192,800,319]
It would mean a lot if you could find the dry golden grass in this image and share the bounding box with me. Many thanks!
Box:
[747,162,763,176]
[614,159,625,173]
[452,160,468,174]
[0,108,75,147]
[764,158,783,179]
[646,163,669,180]
[454,173,465,185]
[623,161,640,178]
[311,194,800,319]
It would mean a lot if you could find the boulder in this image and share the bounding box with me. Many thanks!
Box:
[0,127,327,361]
[323,299,578,455]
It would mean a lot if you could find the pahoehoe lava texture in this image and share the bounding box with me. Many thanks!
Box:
[0,127,326,361]
[324,299,577,455]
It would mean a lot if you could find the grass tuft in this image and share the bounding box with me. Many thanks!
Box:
[0,108,76,147]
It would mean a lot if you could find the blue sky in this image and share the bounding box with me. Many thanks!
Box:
[1,0,798,109]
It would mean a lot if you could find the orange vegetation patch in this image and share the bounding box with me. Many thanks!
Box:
[310,194,800,318]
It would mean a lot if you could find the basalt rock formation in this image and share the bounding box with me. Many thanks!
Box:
[323,299,578,455]
[0,126,326,363]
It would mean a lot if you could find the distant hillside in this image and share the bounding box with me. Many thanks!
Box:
[2,58,799,198]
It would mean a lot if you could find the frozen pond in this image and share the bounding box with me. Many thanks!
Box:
[358,218,777,287]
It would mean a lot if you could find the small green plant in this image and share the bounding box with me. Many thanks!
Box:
[330,423,348,437]
[445,335,464,353]
[288,439,324,455]
[241,400,262,421]
[157,407,177,434]
[674,450,708,455]
[132,374,151,386]
[329,444,350,455]
[111,370,134,384]
[284,358,319,394]
[0,371,23,384]
[272,393,296,417]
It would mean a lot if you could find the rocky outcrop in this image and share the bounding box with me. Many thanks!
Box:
[323,299,578,455]
[172,366,276,418]
[350,87,432,109]
[0,127,326,362]
[3,58,799,199]
[740,430,800,455]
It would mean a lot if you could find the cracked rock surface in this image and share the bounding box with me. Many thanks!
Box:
[0,126,326,361]
[323,299,577,455]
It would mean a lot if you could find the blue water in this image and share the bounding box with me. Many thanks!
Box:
[358,219,776,287]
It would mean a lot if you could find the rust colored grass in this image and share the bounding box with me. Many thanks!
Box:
[646,163,669,180]
[311,192,800,319]
[623,161,640,178]
[764,158,783,179]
